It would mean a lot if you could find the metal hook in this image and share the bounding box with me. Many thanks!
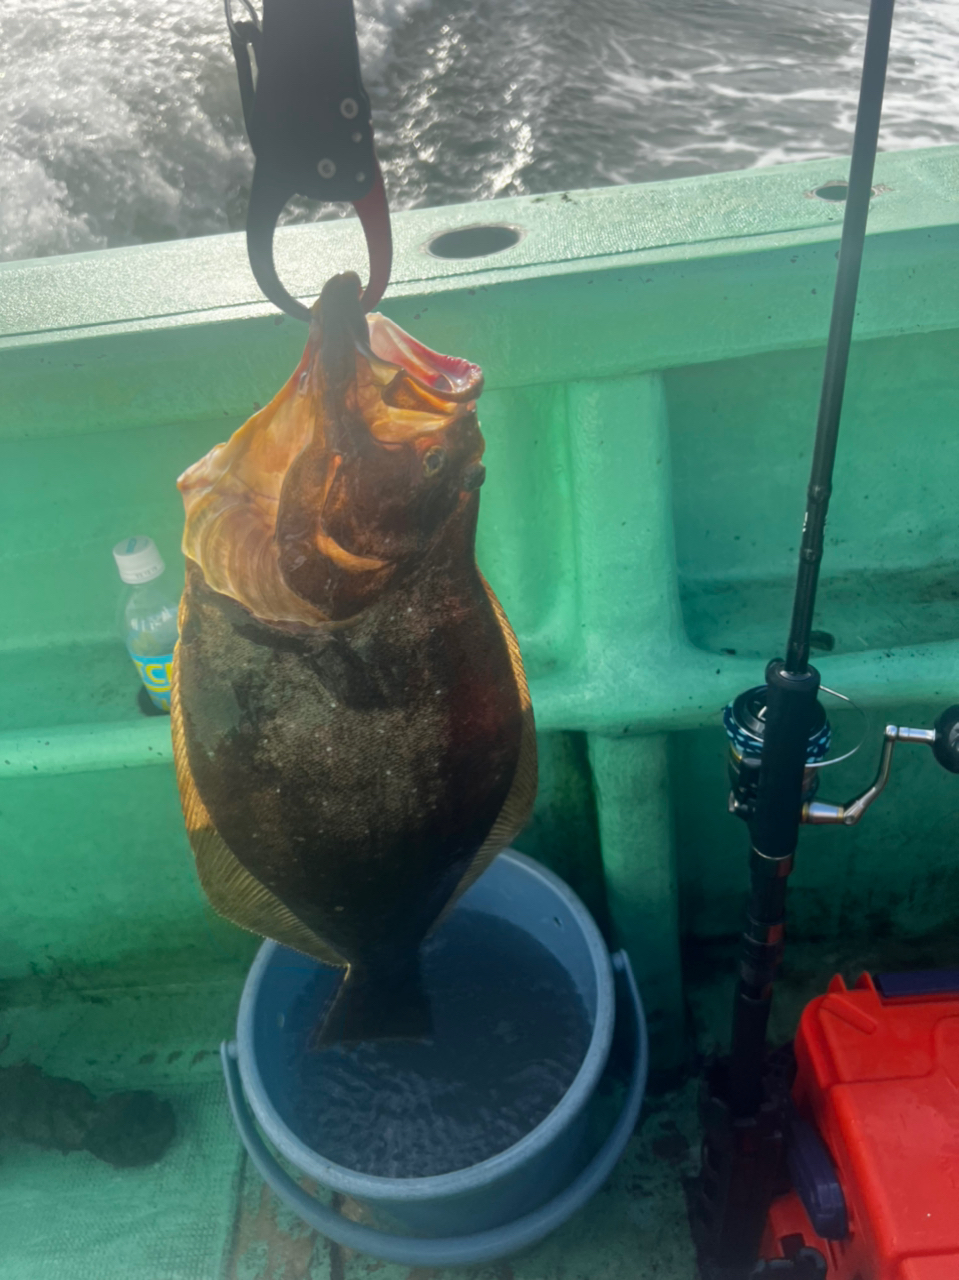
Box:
[246,161,392,322]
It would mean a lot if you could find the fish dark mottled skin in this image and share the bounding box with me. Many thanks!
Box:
[171,273,536,1045]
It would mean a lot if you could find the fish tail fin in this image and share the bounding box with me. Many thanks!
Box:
[312,959,433,1049]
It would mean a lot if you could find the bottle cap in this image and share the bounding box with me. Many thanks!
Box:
[113,536,165,585]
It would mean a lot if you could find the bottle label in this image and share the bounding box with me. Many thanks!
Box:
[128,650,174,712]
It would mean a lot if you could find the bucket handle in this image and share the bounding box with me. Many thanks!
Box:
[221,950,648,1267]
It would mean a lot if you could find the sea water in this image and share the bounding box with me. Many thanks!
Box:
[284,910,592,1178]
[4,0,959,263]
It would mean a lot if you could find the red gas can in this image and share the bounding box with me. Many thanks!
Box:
[762,971,959,1278]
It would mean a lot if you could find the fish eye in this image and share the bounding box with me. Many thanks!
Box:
[422,447,446,477]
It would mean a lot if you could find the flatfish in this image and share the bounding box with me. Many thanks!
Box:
[170,273,537,1044]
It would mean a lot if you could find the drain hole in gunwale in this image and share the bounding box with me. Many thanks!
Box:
[424,224,524,259]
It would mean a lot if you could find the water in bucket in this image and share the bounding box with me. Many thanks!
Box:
[283,910,591,1178]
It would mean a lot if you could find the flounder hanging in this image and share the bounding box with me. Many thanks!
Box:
[170,273,537,1045]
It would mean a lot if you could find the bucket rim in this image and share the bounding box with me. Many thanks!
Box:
[235,849,616,1202]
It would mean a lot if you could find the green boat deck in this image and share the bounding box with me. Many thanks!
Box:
[2,145,959,1278]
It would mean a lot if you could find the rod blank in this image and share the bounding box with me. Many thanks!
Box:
[785,0,896,675]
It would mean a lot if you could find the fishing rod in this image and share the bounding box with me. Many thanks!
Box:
[728,0,897,1125]
[689,0,959,1273]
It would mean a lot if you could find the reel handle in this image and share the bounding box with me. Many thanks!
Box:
[800,702,959,826]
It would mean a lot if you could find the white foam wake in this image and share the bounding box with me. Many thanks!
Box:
[0,0,426,263]
[2,0,958,265]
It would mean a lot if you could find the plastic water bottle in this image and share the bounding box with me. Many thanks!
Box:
[112,536,180,713]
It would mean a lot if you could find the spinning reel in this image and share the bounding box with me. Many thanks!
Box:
[725,687,959,828]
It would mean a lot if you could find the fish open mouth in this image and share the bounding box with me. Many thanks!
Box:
[361,314,484,407]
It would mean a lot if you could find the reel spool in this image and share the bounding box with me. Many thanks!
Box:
[724,686,831,821]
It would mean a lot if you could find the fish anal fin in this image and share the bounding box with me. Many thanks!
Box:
[171,641,345,969]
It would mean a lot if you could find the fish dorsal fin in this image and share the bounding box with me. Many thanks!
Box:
[430,574,538,930]
[170,631,345,969]
[177,357,328,627]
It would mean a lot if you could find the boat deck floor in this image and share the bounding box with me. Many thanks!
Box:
[1,970,699,1280]
[2,932,946,1280]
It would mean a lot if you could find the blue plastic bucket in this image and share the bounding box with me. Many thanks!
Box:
[222,850,647,1266]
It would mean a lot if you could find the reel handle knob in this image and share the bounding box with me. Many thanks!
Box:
[932,705,959,774]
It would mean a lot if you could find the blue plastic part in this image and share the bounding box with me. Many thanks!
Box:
[787,1114,849,1241]
[234,852,617,1234]
[221,950,646,1266]
[874,970,959,999]
[220,852,648,1265]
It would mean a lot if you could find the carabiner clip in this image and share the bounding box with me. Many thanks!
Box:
[225,0,393,321]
